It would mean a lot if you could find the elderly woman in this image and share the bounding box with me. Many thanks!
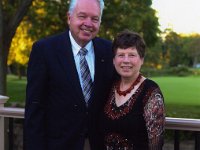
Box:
[100,30,165,150]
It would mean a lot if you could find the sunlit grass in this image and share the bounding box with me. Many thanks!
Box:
[152,76,200,118]
[6,75,200,118]
[6,75,26,107]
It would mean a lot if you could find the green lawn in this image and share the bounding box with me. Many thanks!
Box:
[6,75,27,107]
[151,76,200,118]
[6,75,200,118]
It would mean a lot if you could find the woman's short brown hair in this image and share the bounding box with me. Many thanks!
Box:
[112,30,146,58]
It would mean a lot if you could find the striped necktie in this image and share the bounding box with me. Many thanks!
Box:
[79,48,93,105]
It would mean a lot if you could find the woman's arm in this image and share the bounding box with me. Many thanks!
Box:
[143,87,165,150]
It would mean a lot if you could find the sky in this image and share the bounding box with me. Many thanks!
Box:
[151,0,200,34]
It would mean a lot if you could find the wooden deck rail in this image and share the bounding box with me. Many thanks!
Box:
[0,96,200,150]
[0,106,200,131]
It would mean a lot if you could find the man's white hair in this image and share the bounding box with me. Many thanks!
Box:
[68,0,104,21]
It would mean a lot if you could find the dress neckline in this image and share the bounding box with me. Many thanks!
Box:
[114,79,146,108]
[104,79,147,120]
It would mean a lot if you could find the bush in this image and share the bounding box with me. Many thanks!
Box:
[141,67,169,77]
[168,66,192,76]
[141,66,193,77]
[191,68,200,76]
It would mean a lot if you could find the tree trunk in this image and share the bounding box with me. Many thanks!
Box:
[0,0,33,95]
[193,56,198,67]
[0,1,6,95]
[0,46,8,95]
[17,64,22,80]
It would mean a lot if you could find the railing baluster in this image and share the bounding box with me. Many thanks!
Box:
[0,95,9,150]
[195,131,200,150]
[0,116,5,150]
[9,118,14,150]
[174,130,180,150]
[1,105,200,150]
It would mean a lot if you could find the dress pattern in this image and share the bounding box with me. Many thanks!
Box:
[101,79,165,150]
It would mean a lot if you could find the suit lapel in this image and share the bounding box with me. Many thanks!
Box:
[92,38,107,97]
[55,34,110,106]
[56,31,85,104]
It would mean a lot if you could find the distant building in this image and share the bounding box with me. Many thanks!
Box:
[194,63,200,68]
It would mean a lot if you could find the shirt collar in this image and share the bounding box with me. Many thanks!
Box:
[69,31,93,56]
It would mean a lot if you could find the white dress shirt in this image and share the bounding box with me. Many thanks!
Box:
[69,31,95,90]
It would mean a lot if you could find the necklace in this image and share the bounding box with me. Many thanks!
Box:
[116,73,142,96]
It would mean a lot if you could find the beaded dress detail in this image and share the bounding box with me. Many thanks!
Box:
[101,79,165,150]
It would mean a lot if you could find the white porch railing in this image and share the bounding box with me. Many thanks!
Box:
[0,95,10,150]
[0,95,200,150]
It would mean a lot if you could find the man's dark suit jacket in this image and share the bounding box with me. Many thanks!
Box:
[24,31,113,150]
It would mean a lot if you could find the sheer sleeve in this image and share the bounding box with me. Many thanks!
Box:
[143,88,165,150]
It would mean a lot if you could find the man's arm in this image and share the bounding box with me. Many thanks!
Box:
[24,41,48,150]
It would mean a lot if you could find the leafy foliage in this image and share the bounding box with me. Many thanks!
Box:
[184,35,200,66]
[27,0,68,40]
[6,0,160,76]
[0,0,33,94]
[164,31,184,67]
[100,0,160,47]
[25,0,159,46]
[8,21,33,66]
[163,30,200,67]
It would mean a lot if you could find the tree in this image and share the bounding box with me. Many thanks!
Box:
[8,21,33,79]
[3,0,160,95]
[145,37,167,69]
[7,0,159,71]
[183,35,200,66]
[100,0,160,47]
[0,0,33,95]
[163,30,200,67]
[164,31,184,67]
[27,0,67,40]
[26,0,159,47]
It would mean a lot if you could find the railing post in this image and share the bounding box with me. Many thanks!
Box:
[174,130,180,150]
[0,95,9,150]
[195,131,200,150]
